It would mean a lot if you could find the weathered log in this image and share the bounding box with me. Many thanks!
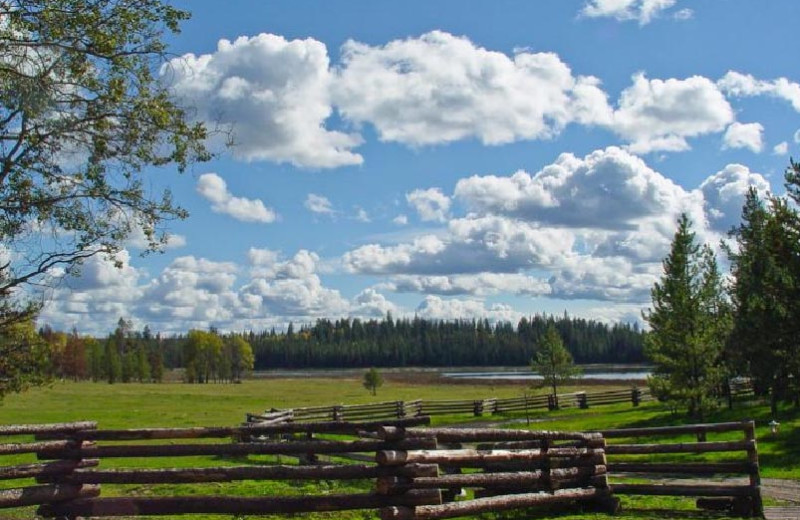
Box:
[471,475,608,498]
[0,440,75,456]
[380,487,600,520]
[0,459,98,481]
[404,428,600,443]
[743,420,763,516]
[0,422,96,437]
[611,483,755,497]
[376,448,602,466]
[51,463,439,484]
[42,416,431,442]
[598,420,750,438]
[484,453,606,472]
[44,437,436,460]
[0,484,100,508]
[607,462,755,475]
[605,440,753,455]
[38,489,442,517]
[696,497,735,511]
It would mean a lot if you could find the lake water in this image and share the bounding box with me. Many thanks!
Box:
[254,364,651,381]
[443,365,651,381]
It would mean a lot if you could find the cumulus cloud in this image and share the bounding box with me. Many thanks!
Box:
[392,214,409,226]
[343,216,572,276]
[718,71,800,112]
[415,296,523,323]
[773,142,789,155]
[406,188,451,222]
[163,33,362,168]
[580,0,680,25]
[333,31,611,147]
[722,122,764,153]
[455,147,697,230]
[699,164,770,232]
[38,251,143,331]
[196,173,277,223]
[383,273,551,297]
[611,73,733,153]
[305,194,335,215]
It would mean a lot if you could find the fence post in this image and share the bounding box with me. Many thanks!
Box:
[547,394,559,411]
[396,401,405,418]
[631,387,641,407]
[577,392,588,409]
[332,405,343,422]
[473,400,483,417]
[743,420,763,517]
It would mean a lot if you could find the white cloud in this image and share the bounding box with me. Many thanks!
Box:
[794,129,800,143]
[196,173,277,223]
[343,216,572,276]
[455,147,697,230]
[304,193,335,215]
[163,33,363,168]
[351,288,400,318]
[580,0,679,25]
[333,31,611,147]
[773,141,788,155]
[392,214,408,226]
[611,73,733,153]
[406,188,451,222]
[699,164,770,232]
[673,8,693,20]
[383,273,551,297]
[415,296,523,323]
[354,208,371,223]
[722,122,764,153]
[718,71,800,112]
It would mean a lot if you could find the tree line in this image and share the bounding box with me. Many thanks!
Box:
[646,161,800,418]
[202,314,645,369]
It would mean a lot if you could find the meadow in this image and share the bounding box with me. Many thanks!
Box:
[1,374,797,519]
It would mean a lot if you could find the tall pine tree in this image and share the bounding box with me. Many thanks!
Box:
[644,214,727,418]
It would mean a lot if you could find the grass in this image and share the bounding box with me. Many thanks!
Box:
[0,374,797,519]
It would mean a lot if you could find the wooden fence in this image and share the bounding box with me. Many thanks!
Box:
[596,420,763,516]
[250,387,652,424]
[0,419,610,519]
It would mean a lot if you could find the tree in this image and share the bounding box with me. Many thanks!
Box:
[530,324,580,403]
[644,214,727,419]
[0,320,50,399]
[1,0,210,330]
[363,367,383,396]
[726,185,800,414]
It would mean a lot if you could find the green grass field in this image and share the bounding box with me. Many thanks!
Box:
[1,375,798,519]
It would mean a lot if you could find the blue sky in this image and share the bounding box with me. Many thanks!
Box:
[39,0,800,334]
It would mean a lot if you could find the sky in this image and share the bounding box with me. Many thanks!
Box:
[37,0,800,335]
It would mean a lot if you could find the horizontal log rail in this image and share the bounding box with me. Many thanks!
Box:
[607,462,756,475]
[598,421,750,438]
[605,439,753,455]
[0,459,99,481]
[401,427,601,443]
[380,488,603,520]
[52,463,439,485]
[46,438,437,459]
[0,422,97,437]
[38,490,443,518]
[53,416,430,441]
[612,483,755,497]
[376,447,604,466]
[0,484,100,508]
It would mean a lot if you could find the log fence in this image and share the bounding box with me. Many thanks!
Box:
[0,419,614,519]
[253,387,653,425]
[595,420,763,517]
[0,419,763,518]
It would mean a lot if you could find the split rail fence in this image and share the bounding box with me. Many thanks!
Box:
[249,387,652,424]
[596,420,763,516]
[0,419,612,519]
